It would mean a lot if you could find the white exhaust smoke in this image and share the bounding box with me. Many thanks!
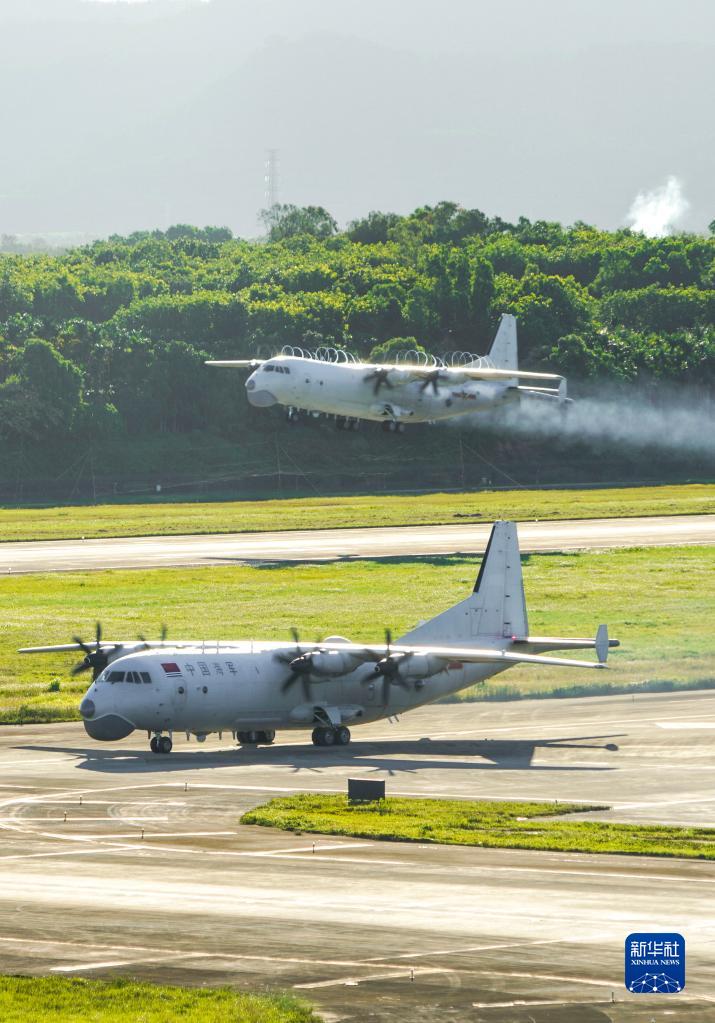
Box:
[464,386,715,460]
[626,176,689,237]
[484,388,715,459]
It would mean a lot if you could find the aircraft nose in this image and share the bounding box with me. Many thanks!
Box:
[80,698,95,719]
[246,383,278,407]
[83,715,135,741]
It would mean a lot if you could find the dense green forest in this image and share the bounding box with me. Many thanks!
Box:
[0,203,713,500]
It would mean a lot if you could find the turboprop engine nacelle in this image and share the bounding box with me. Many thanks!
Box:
[404,653,446,678]
[294,649,366,678]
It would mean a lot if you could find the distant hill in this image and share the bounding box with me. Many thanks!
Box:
[0,0,713,236]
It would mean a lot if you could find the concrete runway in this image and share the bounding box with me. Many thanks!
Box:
[1,691,714,1020]
[1,514,713,573]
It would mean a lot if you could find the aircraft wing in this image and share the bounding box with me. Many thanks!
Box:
[289,641,609,671]
[19,641,190,654]
[391,644,606,670]
[205,359,265,368]
[401,365,564,384]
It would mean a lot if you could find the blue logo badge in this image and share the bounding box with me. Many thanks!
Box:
[625,932,685,993]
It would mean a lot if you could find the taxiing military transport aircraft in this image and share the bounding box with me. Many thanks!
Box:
[206,314,570,431]
[21,523,618,754]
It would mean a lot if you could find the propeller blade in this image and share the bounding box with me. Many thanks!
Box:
[94,622,102,648]
[160,624,168,642]
[419,370,447,394]
[70,660,90,677]
[364,368,394,395]
[72,636,92,655]
[281,672,299,693]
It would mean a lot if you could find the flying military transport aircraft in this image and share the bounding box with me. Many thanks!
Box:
[21,523,618,754]
[206,314,570,431]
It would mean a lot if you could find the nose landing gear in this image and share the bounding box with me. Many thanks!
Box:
[150,734,172,754]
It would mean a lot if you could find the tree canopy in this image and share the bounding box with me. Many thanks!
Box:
[0,206,712,455]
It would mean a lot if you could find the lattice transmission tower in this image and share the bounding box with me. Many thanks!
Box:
[265,149,279,208]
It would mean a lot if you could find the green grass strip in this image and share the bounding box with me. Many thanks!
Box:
[0,976,319,1023]
[0,483,712,542]
[242,794,715,860]
[1,544,713,724]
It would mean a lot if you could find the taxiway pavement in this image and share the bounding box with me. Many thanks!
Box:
[1,513,713,574]
[1,691,714,1021]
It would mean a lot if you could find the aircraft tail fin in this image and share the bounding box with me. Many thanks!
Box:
[399,522,528,645]
[487,314,518,371]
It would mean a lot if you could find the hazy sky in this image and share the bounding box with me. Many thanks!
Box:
[0,0,713,238]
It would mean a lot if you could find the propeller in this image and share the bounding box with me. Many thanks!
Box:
[369,628,412,704]
[70,622,111,681]
[418,369,449,395]
[364,367,394,395]
[274,628,320,700]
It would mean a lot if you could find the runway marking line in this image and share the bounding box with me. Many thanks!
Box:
[254,842,372,855]
[0,936,473,974]
[471,999,613,1008]
[478,970,618,988]
[0,816,169,822]
[657,722,715,729]
[365,938,564,962]
[295,966,454,989]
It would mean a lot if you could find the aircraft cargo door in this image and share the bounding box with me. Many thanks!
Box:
[163,661,187,725]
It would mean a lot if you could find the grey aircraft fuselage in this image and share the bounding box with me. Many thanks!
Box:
[80,640,489,741]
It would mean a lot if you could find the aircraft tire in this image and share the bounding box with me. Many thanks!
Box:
[158,735,172,754]
[258,730,275,745]
[150,736,160,754]
[311,727,324,746]
[238,730,260,744]
[321,727,336,747]
[336,726,351,746]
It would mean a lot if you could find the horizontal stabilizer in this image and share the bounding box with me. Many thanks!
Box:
[512,630,619,658]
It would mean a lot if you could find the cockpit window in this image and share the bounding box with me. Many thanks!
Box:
[141,671,152,684]
[264,364,275,372]
[283,366,291,374]
[108,671,124,683]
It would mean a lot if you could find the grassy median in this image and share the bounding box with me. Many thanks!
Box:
[0,483,712,542]
[242,794,715,860]
[1,544,713,723]
[0,976,318,1023]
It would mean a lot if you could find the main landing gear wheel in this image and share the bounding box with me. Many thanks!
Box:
[151,735,172,754]
[150,736,159,754]
[237,730,275,745]
[311,726,350,747]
